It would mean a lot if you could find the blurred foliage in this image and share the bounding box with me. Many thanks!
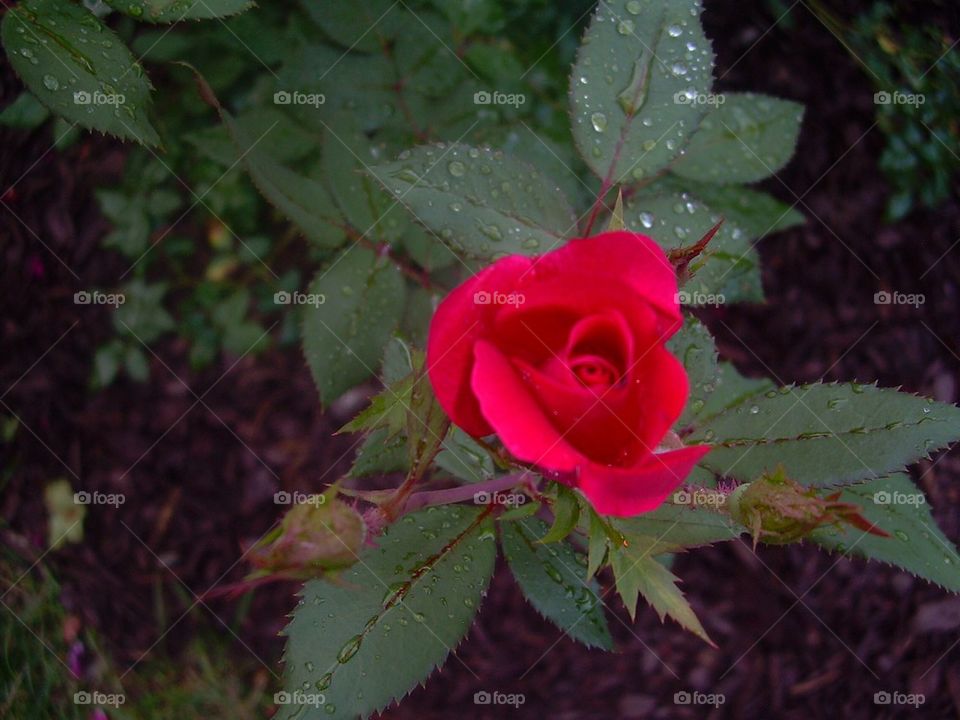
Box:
[0,546,85,719]
[0,544,274,719]
[1,0,594,387]
[808,0,959,221]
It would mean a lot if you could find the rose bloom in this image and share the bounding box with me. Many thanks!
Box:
[426,231,710,517]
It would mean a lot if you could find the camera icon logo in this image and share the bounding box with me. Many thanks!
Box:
[74,691,91,704]
[274,490,292,505]
[674,691,692,704]
[873,290,891,304]
[73,491,91,505]
[673,90,692,105]
[474,691,492,704]
[274,290,292,305]
[74,291,91,304]
[473,491,491,505]
[73,91,92,105]
[473,291,491,304]
[873,91,891,105]
[274,90,292,105]
[874,691,891,705]
[673,490,692,505]
[473,90,492,105]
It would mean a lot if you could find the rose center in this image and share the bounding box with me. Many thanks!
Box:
[570,355,619,389]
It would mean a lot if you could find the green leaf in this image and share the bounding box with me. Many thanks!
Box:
[586,510,609,581]
[92,342,122,387]
[44,479,84,550]
[613,504,744,552]
[610,544,713,644]
[321,120,411,245]
[105,0,253,22]
[570,0,714,184]
[665,180,805,238]
[671,92,804,184]
[500,518,612,650]
[539,485,581,544]
[224,111,345,248]
[300,0,397,53]
[667,315,719,426]
[689,382,960,486]
[624,190,761,303]
[381,337,414,385]
[302,248,407,404]
[2,0,159,145]
[280,506,496,720]
[811,474,960,592]
[0,91,49,128]
[277,44,396,132]
[367,143,578,261]
[434,428,494,483]
[405,366,450,481]
[698,362,775,420]
[349,428,408,478]
[114,280,174,343]
[123,344,150,382]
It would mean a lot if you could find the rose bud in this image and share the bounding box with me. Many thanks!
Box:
[426,230,710,517]
[728,467,889,547]
[248,494,366,578]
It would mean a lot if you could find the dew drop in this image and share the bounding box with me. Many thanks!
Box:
[337,635,363,663]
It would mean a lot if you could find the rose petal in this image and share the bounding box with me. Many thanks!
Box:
[576,445,711,517]
[426,256,531,436]
[632,345,690,446]
[507,231,682,338]
[470,340,582,471]
[512,358,647,465]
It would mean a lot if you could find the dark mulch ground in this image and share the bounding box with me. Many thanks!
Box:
[2,1,960,718]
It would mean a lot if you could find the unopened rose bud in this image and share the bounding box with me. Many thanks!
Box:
[728,467,887,547]
[249,493,366,578]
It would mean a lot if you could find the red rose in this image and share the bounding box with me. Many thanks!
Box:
[426,230,710,517]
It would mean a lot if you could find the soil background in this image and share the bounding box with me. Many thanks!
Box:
[2,1,960,718]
